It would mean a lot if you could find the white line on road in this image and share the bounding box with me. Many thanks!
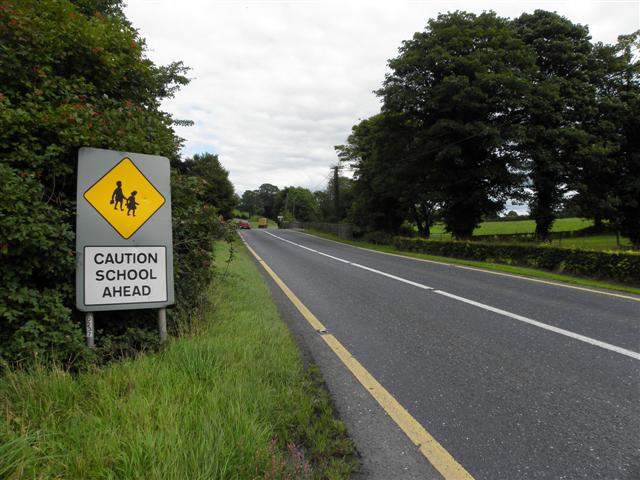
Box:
[264,231,640,361]
[433,290,640,360]
[292,229,640,303]
[266,231,433,289]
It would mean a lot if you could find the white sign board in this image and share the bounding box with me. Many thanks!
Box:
[83,246,167,306]
[76,147,174,312]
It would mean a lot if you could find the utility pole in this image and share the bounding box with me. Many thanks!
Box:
[333,166,340,222]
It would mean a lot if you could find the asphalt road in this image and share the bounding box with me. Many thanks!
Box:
[240,229,640,480]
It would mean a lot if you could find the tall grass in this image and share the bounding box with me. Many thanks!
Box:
[0,241,357,479]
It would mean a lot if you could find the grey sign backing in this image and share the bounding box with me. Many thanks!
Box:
[76,147,175,311]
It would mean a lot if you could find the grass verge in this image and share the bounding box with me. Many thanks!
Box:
[305,229,640,296]
[0,240,358,479]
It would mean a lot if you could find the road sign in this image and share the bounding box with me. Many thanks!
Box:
[76,147,174,312]
[83,157,165,239]
[83,246,167,306]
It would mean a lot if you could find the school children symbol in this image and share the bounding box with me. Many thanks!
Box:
[84,157,165,239]
[110,181,139,216]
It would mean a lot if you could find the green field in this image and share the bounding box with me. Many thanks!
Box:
[0,241,357,479]
[430,217,594,236]
[549,234,632,250]
[426,218,631,251]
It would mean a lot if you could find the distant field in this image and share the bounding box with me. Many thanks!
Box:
[430,217,593,236]
[550,235,631,250]
[477,217,593,235]
[426,218,632,251]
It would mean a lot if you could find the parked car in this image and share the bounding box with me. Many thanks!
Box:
[238,220,251,229]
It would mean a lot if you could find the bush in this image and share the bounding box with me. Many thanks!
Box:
[0,0,224,367]
[361,230,395,245]
[392,237,640,284]
[0,164,89,366]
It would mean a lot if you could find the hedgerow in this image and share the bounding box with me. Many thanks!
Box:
[392,237,640,284]
[0,0,227,367]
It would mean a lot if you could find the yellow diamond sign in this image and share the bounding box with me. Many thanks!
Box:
[83,157,165,239]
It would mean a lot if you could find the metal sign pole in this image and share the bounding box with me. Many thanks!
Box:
[158,308,167,343]
[85,312,95,348]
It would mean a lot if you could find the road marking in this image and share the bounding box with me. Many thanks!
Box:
[264,231,640,361]
[452,265,640,302]
[266,231,434,290]
[433,290,640,360]
[289,229,640,303]
[241,236,474,480]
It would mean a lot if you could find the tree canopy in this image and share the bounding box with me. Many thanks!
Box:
[338,10,640,247]
[175,152,237,218]
[274,187,320,222]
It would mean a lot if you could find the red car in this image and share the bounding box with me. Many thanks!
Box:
[238,220,251,229]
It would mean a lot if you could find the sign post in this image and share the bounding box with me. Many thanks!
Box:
[76,147,174,345]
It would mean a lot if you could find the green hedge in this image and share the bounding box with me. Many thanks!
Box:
[392,237,640,284]
[0,0,223,367]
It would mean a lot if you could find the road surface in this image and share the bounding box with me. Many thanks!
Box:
[240,229,640,480]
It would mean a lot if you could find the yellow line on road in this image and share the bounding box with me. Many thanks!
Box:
[242,238,474,480]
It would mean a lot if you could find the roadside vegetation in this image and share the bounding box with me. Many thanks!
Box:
[305,229,640,295]
[1,0,240,367]
[0,241,359,479]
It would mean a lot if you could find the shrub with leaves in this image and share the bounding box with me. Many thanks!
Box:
[392,237,640,284]
[0,0,222,366]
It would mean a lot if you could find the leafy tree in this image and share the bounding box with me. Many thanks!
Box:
[514,10,597,240]
[274,187,320,222]
[602,32,640,248]
[175,153,237,219]
[239,189,264,217]
[315,175,354,222]
[377,12,536,239]
[569,31,640,248]
[336,114,407,234]
[70,0,125,17]
[257,183,280,219]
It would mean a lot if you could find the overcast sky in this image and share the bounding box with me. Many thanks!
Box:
[125,0,639,196]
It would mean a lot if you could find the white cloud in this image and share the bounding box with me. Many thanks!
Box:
[125,0,640,193]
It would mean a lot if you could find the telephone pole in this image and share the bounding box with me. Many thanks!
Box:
[333,165,340,222]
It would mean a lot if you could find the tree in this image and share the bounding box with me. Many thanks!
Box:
[336,114,407,234]
[514,11,597,240]
[377,12,535,239]
[568,31,640,248]
[239,189,263,217]
[315,175,354,222]
[274,187,320,222]
[257,183,280,219]
[603,32,640,248]
[175,153,237,219]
